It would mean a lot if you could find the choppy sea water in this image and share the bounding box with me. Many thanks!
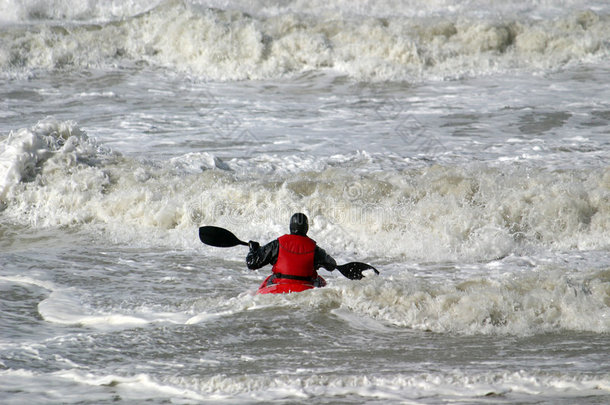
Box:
[1,0,609,403]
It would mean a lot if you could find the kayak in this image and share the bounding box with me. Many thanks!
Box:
[257,274,326,294]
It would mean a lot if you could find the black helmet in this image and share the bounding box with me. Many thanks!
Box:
[289,213,309,236]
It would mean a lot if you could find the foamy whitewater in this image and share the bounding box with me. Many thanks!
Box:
[1,0,609,403]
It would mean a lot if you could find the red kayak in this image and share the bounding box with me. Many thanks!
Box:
[257,275,326,294]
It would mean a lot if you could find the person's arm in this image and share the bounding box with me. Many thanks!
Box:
[246,239,279,270]
[314,246,336,271]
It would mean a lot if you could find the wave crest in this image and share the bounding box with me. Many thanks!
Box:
[2,118,609,260]
[1,1,608,81]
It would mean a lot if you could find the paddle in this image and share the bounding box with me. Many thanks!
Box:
[198,225,379,280]
[335,262,379,280]
[198,226,249,247]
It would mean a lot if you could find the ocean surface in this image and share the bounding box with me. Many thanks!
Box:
[1,0,609,403]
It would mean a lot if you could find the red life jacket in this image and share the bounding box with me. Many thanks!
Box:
[272,234,317,279]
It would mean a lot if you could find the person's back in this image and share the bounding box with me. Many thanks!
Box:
[273,233,317,279]
[246,213,336,286]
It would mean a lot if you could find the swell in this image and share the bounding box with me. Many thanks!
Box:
[1,0,608,81]
[1,118,608,260]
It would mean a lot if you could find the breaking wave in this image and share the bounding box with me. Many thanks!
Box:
[1,0,608,81]
[1,118,608,261]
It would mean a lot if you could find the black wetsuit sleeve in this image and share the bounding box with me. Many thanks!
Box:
[246,239,279,270]
[314,246,337,271]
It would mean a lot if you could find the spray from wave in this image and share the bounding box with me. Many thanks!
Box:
[1,118,608,261]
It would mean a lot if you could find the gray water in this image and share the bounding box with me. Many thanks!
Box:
[1,0,609,403]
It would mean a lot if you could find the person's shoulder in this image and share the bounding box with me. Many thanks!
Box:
[266,238,280,247]
[306,236,317,246]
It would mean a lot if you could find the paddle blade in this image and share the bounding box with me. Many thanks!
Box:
[198,226,248,248]
[336,262,379,280]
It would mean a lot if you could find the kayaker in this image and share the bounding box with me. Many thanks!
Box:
[246,213,337,287]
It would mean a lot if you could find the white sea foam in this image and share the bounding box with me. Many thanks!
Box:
[0,369,205,404]
[1,3,608,404]
[1,119,608,262]
[3,366,606,404]
[3,0,609,22]
[191,264,605,336]
[0,270,189,330]
[166,368,610,402]
[0,0,163,23]
[1,1,608,81]
[328,268,610,335]
[37,289,149,328]
[181,263,610,336]
[0,118,102,201]
[37,287,192,330]
[197,0,610,19]
[0,275,57,292]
